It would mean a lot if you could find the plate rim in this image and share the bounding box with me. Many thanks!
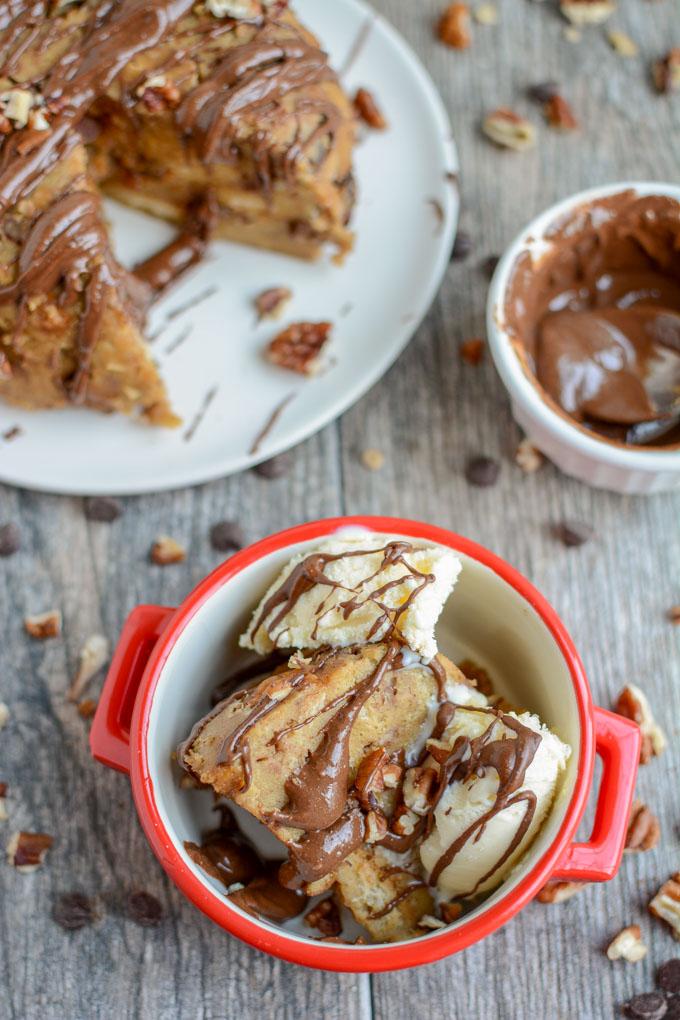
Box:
[0,0,458,496]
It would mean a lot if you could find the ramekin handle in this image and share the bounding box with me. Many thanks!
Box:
[551,706,641,882]
[89,605,175,774]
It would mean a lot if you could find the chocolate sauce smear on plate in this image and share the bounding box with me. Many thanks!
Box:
[505,191,680,448]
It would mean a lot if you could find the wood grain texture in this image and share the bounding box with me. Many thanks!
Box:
[1,1,680,1019]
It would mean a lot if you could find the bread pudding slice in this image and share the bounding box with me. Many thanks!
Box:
[180,643,482,940]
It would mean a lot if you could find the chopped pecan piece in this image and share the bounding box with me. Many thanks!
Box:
[649,874,680,939]
[266,322,332,376]
[0,782,7,822]
[360,448,385,472]
[544,95,579,131]
[77,698,98,720]
[459,338,485,365]
[68,633,109,702]
[653,50,680,94]
[438,3,472,48]
[254,286,292,321]
[482,108,536,151]
[150,535,186,566]
[515,437,543,474]
[353,88,387,130]
[667,604,680,624]
[7,831,53,872]
[608,30,638,58]
[135,74,180,111]
[304,897,342,937]
[391,805,419,836]
[606,924,647,963]
[626,800,660,852]
[614,684,666,764]
[537,880,587,903]
[53,892,101,931]
[365,810,389,843]
[24,609,62,640]
[474,3,498,25]
[441,901,463,923]
[402,767,437,816]
[355,748,390,810]
[559,0,615,24]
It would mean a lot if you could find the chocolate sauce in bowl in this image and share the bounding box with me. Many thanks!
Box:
[504,191,680,448]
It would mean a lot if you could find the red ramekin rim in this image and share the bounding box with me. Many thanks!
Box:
[128,515,594,973]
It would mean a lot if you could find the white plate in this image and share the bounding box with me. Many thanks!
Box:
[0,0,458,495]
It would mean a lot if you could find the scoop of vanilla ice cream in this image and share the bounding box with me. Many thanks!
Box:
[240,534,461,660]
[419,708,570,899]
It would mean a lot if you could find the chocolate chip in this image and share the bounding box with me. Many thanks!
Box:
[253,451,292,479]
[209,520,245,553]
[480,254,500,278]
[84,496,123,522]
[553,520,594,547]
[53,892,100,931]
[125,890,164,927]
[659,961,680,995]
[0,522,20,557]
[527,80,560,103]
[465,456,500,487]
[625,994,667,1020]
[450,229,473,262]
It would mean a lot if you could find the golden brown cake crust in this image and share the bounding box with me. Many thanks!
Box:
[0,1,355,422]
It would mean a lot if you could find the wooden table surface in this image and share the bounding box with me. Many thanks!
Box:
[2,2,680,1018]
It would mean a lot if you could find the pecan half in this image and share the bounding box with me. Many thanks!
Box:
[544,95,579,131]
[482,108,536,151]
[625,800,661,853]
[559,0,615,25]
[614,684,666,764]
[438,3,472,48]
[537,879,587,903]
[653,50,680,94]
[7,831,53,872]
[150,536,186,566]
[353,88,387,130]
[24,609,62,640]
[649,873,680,939]
[606,924,647,963]
[266,322,332,376]
[304,897,341,937]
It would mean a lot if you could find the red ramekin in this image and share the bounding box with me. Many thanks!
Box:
[90,516,640,972]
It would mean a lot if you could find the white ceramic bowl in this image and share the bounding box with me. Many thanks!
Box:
[487,181,680,494]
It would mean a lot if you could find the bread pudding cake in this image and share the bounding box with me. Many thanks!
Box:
[0,1,356,425]
[179,535,571,943]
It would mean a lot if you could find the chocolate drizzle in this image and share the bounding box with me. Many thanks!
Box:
[247,540,437,650]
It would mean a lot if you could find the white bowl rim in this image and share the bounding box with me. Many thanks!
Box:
[486,179,680,473]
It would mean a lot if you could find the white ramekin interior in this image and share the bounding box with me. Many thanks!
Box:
[487,181,680,478]
[145,526,582,949]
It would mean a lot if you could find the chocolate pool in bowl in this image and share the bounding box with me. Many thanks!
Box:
[504,189,680,450]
